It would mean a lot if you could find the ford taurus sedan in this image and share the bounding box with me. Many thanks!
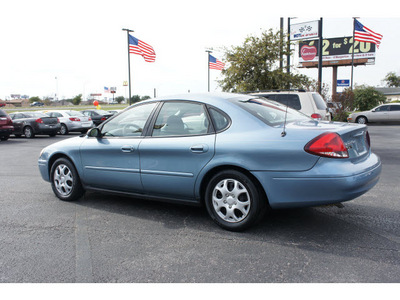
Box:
[38,93,381,231]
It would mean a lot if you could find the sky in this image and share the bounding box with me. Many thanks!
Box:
[1,0,399,101]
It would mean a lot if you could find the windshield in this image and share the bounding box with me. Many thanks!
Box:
[233,98,310,127]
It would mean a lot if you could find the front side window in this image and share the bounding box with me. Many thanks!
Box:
[152,101,210,137]
[375,105,390,112]
[101,102,157,137]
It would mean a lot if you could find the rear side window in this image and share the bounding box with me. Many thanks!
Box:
[259,94,302,110]
[312,93,327,110]
[208,107,230,132]
[390,105,400,111]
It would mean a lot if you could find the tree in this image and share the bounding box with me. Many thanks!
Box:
[383,72,400,87]
[218,29,312,92]
[353,85,386,111]
[72,94,82,105]
[115,96,125,104]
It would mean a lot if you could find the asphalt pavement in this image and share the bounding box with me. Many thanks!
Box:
[0,125,399,283]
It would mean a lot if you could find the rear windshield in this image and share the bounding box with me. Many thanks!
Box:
[232,98,310,127]
[259,94,302,110]
[312,93,327,110]
[66,111,84,116]
[21,112,48,118]
[0,110,7,117]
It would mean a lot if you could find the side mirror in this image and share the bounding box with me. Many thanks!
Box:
[87,127,102,138]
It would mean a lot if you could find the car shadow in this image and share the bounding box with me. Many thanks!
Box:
[73,191,400,266]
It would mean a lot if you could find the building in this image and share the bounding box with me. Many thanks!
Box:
[374,87,400,102]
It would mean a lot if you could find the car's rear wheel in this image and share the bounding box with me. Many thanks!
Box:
[60,124,69,135]
[205,169,267,231]
[24,126,34,138]
[356,116,367,124]
[50,158,84,201]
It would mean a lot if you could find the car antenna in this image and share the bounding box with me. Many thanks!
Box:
[281,95,289,137]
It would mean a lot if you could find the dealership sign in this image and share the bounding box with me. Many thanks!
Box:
[299,36,376,66]
[290,20,319,41]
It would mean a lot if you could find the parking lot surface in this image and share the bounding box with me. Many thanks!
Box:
[0,125,399,283]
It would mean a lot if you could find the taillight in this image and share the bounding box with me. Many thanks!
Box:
[305,132,349,158]
[57,118,60,123]
[88,117,92,121]
[35,118,44,124]
[69,117,80,122]
[311,113,322,120]
[101,117,107,121]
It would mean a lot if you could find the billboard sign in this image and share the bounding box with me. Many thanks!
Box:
[299,36,376,66]
[290,20,319,41]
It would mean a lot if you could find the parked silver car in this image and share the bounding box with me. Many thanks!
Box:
[44,110,94,135]
[347,103,400,124]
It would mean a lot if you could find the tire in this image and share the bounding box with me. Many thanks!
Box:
[356,116,367,124]
[205,169,267,231]
[60,124,69,135]
[24,126,35,138]
[50,158,84,201]
[1,135,9,141]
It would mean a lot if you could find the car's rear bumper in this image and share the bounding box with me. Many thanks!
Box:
[252,153,382,209]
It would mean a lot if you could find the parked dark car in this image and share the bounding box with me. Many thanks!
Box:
[81,109,114,126]
[0,109,14,141]
[9,112,60,138]
[30,102,45,107]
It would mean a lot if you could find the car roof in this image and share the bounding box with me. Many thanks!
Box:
[136,92,254,107]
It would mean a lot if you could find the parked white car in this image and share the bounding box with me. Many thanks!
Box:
[347,103,400,124]
[44,110,94,135]
[250,90,331,121]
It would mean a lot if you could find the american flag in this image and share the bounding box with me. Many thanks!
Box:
[104,87,109,93]
[209,54,225,70]
[129,34,156,62]
[354,19,383,48]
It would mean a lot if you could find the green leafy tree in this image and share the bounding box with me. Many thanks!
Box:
[115,96,125,104]
[353,85,386,111]
[72,94,82,105]
[218,29,311,92]
[383,72,400,87]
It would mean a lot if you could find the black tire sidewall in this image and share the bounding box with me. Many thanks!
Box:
[205,170,265,231]
[50,158,84,201]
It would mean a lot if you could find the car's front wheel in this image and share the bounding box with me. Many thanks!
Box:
[205,170,267,231]
[356,116,367,124]
[50,158,84,201]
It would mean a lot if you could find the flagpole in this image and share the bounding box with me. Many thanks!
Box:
[123,28,134,105]
[350,18,357,91]
[206,49,212,92]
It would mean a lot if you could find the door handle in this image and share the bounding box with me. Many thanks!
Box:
[190,144,208,153]
[121,145,135,153]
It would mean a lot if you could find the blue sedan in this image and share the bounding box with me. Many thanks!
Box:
[38,93,381,231]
